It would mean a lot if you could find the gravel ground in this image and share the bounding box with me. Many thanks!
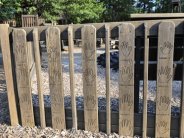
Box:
[0,124,123,138]
[0,47,182,137]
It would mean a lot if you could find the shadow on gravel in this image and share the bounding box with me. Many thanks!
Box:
[0,93,181,126]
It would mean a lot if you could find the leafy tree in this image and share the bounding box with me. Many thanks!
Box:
[0,0,104,24]
[135,0,155,13]
[155,0,171,13]
[61,0,105,23]
[100,0,135,22]
[0,0,17,22]
[0,0,62,23]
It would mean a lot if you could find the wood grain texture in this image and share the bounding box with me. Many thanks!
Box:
[68,25,77,129]
[18,19,184,41]
[13,29,35,127]
[46,27,65,130]
[105,24,111,134]
[155,21,175,138]
[82,25,98,132]
[0,24,19,126]
[142,23,149,138]
[27,42,35,71]
[33,28,46,128]
[119,23,135,137]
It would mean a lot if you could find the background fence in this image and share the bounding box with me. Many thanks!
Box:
[0,19,184,137]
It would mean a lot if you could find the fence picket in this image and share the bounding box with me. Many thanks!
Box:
[13,29,35,127]
[142,23,149,138]
[82,25,98,132]
[105,24,111,134]
[0,24,19,125]
[155,21,175,138]
[33,28,46,128]
[68,25,77,129]
[119,23,135,137]
[46,27,66,130]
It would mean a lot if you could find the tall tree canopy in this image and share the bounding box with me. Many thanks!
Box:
[154,0,171,13]
[0,0,104,24]
[61,0,104,23]
[100,0,135,22]
[1,0,183,24]
[135,0,155,13]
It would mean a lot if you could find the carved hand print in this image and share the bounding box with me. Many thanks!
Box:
[83,68,96,86]
[119,41,132,57]
[86,119,97,132]
[158,66,172,85]
[160,41,173,56]
[157,96,170,111]
[156,120,169,134]
[119,62,133,85]
[120,93,133,111]
[120,119,133,136]
[85,95,96,109]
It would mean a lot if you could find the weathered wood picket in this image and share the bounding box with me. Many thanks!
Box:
[0,19,183,137]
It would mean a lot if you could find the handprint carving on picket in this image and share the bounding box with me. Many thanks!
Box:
[120,118,133,136]
[159,41,173,59]
[158,66,172,86]
[156,119,170,135]
[119,41,132,57]
[119,60,133,85]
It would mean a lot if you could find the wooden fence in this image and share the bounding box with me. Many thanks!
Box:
[1,19,184,137]
[22,15,38,27]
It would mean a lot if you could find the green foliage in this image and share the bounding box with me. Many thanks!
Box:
[100,0,135,22]
[135,0,155,13]
[0,0,17,22]
[155,0,171,13]
[61,0,105,23]
[0,0,104,23]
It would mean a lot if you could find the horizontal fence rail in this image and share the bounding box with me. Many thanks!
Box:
[0,19,184,137]
[9,19,184,41]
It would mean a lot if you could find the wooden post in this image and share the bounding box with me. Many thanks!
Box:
[82,25,98,132]
[0,24,19,126]
[105,24,111,134]
[119,23,135,137]
[33,28,46,128]
[155,21,175,138]
[68,25,77,129]
[46,27,65,130]
[13,29,35,127]
[142,23,149,138]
